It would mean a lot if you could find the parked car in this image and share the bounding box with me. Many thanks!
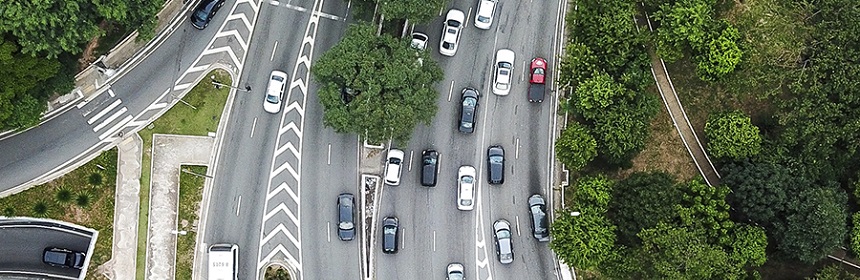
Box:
[528,194,550,242]
[487,145,505,184]
[190,0,226,29]
[384,149,405,186]
[474,0,497,29]
[337,193,356,241]
[382,216,399,254]
[529,57,547,102]
[263,70,288,113]
[493,219,514,264]
[447,262,465,280]
[43,247,86,269]
[459,88,480,133]
[421,149,439,186]
[410,32,429,50]
[458,166,477,211]
[440,9,465,56]
[493,49,515,95]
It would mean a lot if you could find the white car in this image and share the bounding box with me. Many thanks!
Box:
[384,149,405,186]
[457,165,477,211]
[493,49,515,96]
[264,70,288,113]
[440,9,465,57]
[410,32,428,50]
[474,0,497,30]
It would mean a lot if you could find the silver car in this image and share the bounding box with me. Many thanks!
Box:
[493,219,513,264]
[447,262,465,280]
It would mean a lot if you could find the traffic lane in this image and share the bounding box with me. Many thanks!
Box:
[0,226,92,278]
[300,70,360,280]
[0,110,101,191]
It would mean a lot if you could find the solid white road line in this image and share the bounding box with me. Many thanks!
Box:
[98,115,132,140]
[466,8,472,29]
[236,196,242,216]
[515,138,520,159]
[448,80,455,102]
[327,222,331,242]
[515,215,521,236]
[92,107,127,132]
[108,89,115,97]
[408,150,414,171]
[433,231,436,251]
[251,117,257,138]
[87,99,122,124]
[271,41,279,61]
[327,144,331,165]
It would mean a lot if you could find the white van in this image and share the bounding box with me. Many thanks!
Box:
[208,244,238,280]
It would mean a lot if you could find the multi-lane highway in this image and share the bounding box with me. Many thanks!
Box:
[374,0,565,279]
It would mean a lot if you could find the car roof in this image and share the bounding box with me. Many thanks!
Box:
[446,9,465,22]
[478,0,496,16]
[528,194,545,206]
[388,149,404,159]
[496,49,515,64]
[489,145,504,156]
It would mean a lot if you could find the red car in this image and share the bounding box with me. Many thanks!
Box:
[528,57,547,103]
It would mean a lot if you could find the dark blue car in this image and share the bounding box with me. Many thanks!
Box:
[190,0,226,29]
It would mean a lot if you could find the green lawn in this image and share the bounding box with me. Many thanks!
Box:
[0,149,117,279]
[176,165,207,280]
[135,69,231,279]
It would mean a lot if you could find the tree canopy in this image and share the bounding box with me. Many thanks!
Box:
[379,0,449,23]
[704,111,762,160]
[609,171,681,246]
[0,39,61,129]
[311,23,443,144]
[555,122,597,172]
[721,160,800,227]
[0,0,165,57]
[778,186,848,263]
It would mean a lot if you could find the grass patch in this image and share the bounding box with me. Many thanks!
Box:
[176,165,207,280]
[135,69,231,279]
[0,149,117,279]
[620,94,698,182]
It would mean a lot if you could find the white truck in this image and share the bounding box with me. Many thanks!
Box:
[208,244,238,280]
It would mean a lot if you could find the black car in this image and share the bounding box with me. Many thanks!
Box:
[458,88,479,133]
[528,194,550,242]
[337,193,356,241]
[487,145,505,184]
[190,0,225,29]
[43,247,86,269]
[382,216,399,254]
[421,149,439,187]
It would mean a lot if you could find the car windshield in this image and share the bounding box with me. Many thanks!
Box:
[447,20,461,28]
[478,16,490,23]
[499,62,512,69]
[490,155,503,164]
[266,94,279,104]
[193,10,208,21]
[384,226,396,234]
[389,158,401,164]
[449,272,464,280]
[271,75,285,82]
[534,68,544,75]
[463,98,476,107]
[461,199,472,206]
[462,176,474,184]
[339,221,354,230]
[497,229,511,239]
[423,157,436,165]
[443,42,454,50]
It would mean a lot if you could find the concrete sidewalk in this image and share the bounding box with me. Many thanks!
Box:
[99,134,144,280]
[145,134,214,280]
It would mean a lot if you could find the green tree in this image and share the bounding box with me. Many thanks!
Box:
[609,172,682,246]
[0,39,61,129]
[311,23,443,144]
[0,0,164,56]
[721,160,801,227]
[851,213,860,256]
[807,264,860,280]
[572,175,613,210]
[550,206,617,271]
[676,179,734,246]
[571,73,633,121]
[555,122,597,171]
[728,224,768,268]
[704,111,762,160]
[779,187,848,263]
[635,223,740,279]
[379,0,449,23]
[696,22,743,81]
[653,0,715,62]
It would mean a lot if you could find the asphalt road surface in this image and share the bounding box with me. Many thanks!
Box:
[0,219,96,279]
[374,0,565,279]
[199,0,354,279]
